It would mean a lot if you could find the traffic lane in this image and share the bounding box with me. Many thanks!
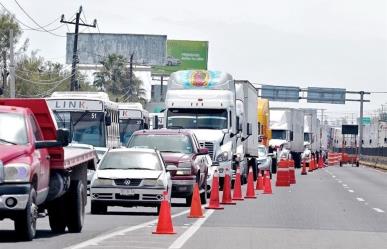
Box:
[326,165,387,213]
[0,197,189,249]
[182,168,387,249]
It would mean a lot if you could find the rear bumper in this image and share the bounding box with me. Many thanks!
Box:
[0,184,31,218]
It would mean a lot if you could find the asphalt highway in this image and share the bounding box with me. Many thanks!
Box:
[1,165,387,249]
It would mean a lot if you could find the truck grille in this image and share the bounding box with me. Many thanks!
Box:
[200,142,214,159]
[114,179,142,187]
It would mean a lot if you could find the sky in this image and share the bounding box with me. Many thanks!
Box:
[2,0,387,121]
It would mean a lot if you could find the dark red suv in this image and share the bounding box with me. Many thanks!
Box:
[127,129,210,206]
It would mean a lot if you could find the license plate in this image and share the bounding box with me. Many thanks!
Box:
[218,168,224,173]
[120,189,135,196]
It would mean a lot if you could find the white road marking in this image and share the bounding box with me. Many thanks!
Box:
[373,208,385,213]
[65,209,190,249]
[356,197,365,202]
[168,210,215,249]
[342,184,348,187]
[338,180,343,183]
[344,186,349,189]
[348,189,354,193]
[332,175,336,178]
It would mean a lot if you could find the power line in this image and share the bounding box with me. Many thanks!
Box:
[15,72,74,85]
[13,0,66,37]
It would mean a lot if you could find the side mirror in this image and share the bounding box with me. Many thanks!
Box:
[198,147,209,155]
[57,128,70,146]
[166,164,178,171]
[35,128,70,149]
[105,114,112,126]
[222,129,229,134]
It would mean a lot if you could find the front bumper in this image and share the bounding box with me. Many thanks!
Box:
[214,161,232,177]
[0,183,31,216]
[90,186,166,207]
[171,178,196,197]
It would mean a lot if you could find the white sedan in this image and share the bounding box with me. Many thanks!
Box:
[90,148,174,214]
[257,145,273,175]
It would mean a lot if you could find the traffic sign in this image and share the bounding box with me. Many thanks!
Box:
[261,85,300,102]
[362,117,371,125]
[307,87,346,104]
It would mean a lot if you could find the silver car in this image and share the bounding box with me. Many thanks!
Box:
[90,148,173,214]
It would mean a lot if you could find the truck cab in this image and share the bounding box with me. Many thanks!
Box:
[0,99,97,241]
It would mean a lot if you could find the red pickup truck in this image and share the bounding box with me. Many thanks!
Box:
[0,99,97,241]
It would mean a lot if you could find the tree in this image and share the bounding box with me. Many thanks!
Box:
[93,54,147,104]
[0,10,22,54]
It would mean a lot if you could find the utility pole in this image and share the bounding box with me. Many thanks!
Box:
[61,6,97,91]
[358,91,365,159]
[2,50,7,95]
[9,29,15,98]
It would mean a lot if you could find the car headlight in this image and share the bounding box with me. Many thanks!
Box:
[91,178,114,187]
[143,178,164,186]
[3,163,30,183]
[216,151,229,162]
[177,162,191,175]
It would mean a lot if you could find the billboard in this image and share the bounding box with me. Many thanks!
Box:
[307,87,346,104]
[261,85,300,102]
[66,33,167,65]
[152,40,208,76]
[342,125,358,135]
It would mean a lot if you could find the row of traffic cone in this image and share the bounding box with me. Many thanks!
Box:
[153,164,273,234]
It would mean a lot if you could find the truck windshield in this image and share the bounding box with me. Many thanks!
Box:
[128,134,193,154]
[119,119,143,145]
[304,133,311,142]
[0,113,28,145]
[167,109,228,130]
[53,111,106,147]
[271,130,287,140]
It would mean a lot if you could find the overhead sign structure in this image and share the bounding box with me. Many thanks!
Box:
[261,85,300,102]
[307,87,346,104]
[342,125,359,135]
[66,33,167,65]
[152,40,208,76]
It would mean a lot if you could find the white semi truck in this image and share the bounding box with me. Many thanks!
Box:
[165,70,258,185]
[269,107,304,168]
[303,109,319,153]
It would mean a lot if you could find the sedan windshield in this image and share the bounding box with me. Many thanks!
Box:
[128,134,193,154]
[0,112,28,145]
[99,151,162,170]
[167,108,228,130]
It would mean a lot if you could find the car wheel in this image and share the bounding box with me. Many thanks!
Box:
[14,188,38,241]
[91,201,107,214]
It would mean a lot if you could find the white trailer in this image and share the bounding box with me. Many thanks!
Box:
[269,108,304,167]
[303,109,319,153]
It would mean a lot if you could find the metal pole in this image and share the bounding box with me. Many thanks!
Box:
[70,7,82,91]
[2,50,6,95]
[160,75,164,101]
[9,29,15,98]
[358,91,364,159]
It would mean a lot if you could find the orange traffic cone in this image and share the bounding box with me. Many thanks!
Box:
[263,172,273,194]
[308,160,313,172]
[245,166,257,199]
[153,191,176,234]
[220,169,236,205]
[205,170,224,210]
[232,166,244,201]
[318,156,323,169]
[301,160,307,175]
[256,171,264,190]
[188,183,204,218]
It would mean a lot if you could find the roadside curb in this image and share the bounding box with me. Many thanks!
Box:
[360,160,387,171]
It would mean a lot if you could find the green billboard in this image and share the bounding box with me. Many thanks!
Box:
[152,40,208,75]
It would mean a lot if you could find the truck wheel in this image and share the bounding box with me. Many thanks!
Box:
[66,181,85,233]
[91,201,107,214]
[14,188,38,241]
[48,196,66,233]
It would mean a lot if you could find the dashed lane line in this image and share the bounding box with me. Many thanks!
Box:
[373,208,385,213]
[356,197,365,202]
[168,210,215,249]
[348,189,354,193]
